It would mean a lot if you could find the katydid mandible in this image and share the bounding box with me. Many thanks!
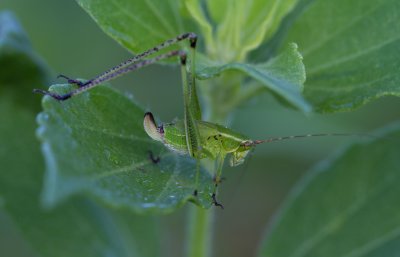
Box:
[33,33,364,208]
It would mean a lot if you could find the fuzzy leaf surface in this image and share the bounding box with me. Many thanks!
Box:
[37,85,213,213]
[284,0,400,112]
[76,0,193,54]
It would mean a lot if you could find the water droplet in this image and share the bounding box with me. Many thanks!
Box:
[125,92,135,100]
[42,113,49,121]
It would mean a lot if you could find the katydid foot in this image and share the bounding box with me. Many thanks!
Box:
[148,150,161,164]
[57,74,90,87]
[212,193,224,209]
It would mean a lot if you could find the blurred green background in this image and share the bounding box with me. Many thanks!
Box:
[1,1,399,257]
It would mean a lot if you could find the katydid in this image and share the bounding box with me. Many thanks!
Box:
[34,33,368,208]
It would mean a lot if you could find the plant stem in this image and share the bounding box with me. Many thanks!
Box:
[186,205,214,257]
[186,71,242,257]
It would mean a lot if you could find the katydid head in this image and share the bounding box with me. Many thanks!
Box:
[143,112,164,142]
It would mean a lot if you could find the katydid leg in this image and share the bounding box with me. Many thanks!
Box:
[211,154,225,209]
[34,32,198,100]
[34,50,187,100]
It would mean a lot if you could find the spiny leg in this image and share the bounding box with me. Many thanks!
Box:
[56,74,88,87]
[33,50,187,101]
[179,39,201,159]
[85,32,197,85]
[35,32,198,99]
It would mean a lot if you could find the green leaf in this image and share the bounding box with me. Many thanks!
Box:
[196,43,311,112]
[75,0,309,112]
[284,0,400,112]
[76,0,194,54]
[0,11,49,108]
[204,0,300,61]
[0,12,160,257]
[259,124,400,257]
[0,99,160,257]
[37,84,213,213]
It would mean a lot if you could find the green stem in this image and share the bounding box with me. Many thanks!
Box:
[186,205,214,257]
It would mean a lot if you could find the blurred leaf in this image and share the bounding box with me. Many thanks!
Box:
[249,0,315,61]
[183,0,215,54]
[76,0,194,54]
[204,0,300,61]
[284,0,400,112]
[0,12,160,257]
[37,84,213,213]
[196,43,310,112]
[259,124,400,257]
[0,11,49,108]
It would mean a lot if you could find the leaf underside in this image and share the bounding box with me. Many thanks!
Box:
[196,43,310,112]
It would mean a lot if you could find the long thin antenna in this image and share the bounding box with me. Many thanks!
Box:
[250,133,376,145]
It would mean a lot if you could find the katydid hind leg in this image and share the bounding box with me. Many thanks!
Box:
[180,51,202,158]
[33,50,186,101]
[56,74,88,87]
[33,33,198,101]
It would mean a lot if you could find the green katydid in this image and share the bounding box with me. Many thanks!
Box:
[34,33,367,208]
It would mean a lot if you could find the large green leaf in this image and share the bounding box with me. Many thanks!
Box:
[37,84,214,213]
[0,99,160,257]
[76,0,194,54]
[196,43,310,112]
[0,11,160,257]
[284,0,400,112]
[259,124,400,257]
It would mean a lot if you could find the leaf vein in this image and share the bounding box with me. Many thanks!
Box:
[70,124,152,142]
[302,2,385,57]
[143,0,176,35]
[308,34,400,74]
[111,0,169,40]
